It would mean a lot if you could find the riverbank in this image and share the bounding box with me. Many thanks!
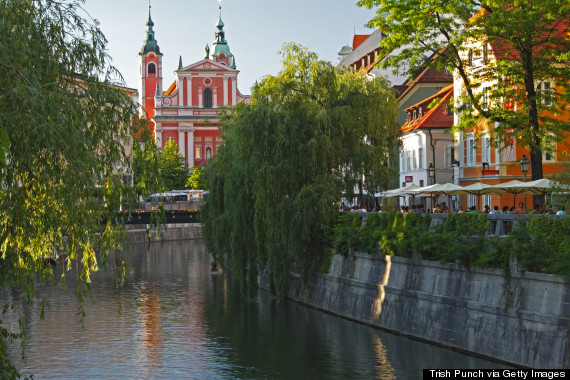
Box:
[264,251,569,369]
[126,224,202,244]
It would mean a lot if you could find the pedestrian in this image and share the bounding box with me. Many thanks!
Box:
[513,202,527,214]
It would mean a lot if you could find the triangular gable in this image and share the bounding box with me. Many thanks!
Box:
[178,58,239,73]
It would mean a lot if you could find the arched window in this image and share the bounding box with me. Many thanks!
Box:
[203,88,212,108]
[148,62,156,75]
[206,147,212,159]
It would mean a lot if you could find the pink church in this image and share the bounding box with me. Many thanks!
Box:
[138,8,250,167]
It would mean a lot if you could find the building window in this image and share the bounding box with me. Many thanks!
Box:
[418,107,423,119]
[206,147,212,159]
[483,195,491,210]
[543,141,556,161]
[205,136,213,142]
[125,137,131,146]
[536,81,554,106]
[203,88,212,108]
[468,194,476,208]
[412,150,417,170]
[418,147,424,169]
[413,109,417,120]
[406,151,411,172]
[468,49,473,66]
[483,43,489,64]
[481,135,491,164]
[148,62,156,75]
[465,137,475,166]
[482,87,490,110]
[445,146,455,167]
[420,180,424,187]
[195,146,202,159]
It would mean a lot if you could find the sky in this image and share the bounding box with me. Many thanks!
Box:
[81,0,377,94]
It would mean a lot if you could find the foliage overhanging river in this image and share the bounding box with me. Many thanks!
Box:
[6,240,509,378]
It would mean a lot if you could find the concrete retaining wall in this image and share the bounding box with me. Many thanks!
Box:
[126,224,202,244]
[274,252,569,369]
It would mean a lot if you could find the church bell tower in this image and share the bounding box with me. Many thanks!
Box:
[138,5,163,133]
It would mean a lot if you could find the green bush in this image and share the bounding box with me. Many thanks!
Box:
[332,212,362,255]
[329,211,569,280]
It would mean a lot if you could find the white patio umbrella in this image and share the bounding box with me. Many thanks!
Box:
[407,183,443,210]
[521,178,570,196]
[448,182,505,211]
[421,183,466,212]
[377,184,422,198]
[490,180,529,207]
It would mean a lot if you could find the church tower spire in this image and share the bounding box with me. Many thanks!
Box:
[211,1,236,69]
[138,1,163,134]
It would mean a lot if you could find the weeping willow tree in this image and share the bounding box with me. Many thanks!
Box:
[0,0,142,375]
[201,44,400,296]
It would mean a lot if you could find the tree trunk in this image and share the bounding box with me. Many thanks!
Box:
[522,48,545,208]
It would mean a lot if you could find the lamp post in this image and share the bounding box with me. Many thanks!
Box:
[482,161,489,177]
[451,159,460,211]
[519,154,530,207]
[427,163,435,184]
[427,163,435,209]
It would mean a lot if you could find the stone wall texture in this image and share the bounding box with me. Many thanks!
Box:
[276,252,569,369]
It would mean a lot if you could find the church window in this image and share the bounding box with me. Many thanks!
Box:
[203,88,212,108]
[148,62,156,75]
[206,148,212,159]
[195,146,202,159]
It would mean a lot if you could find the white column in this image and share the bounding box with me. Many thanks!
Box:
[176,78,181,105]
[188,77,193,107]
[223,77,228,106]
[178,130,186,158]
[155,126,162,147]
[231,77,237,106]
[213,87,218,108]
[198,87,203,108]
[187,128,195,167]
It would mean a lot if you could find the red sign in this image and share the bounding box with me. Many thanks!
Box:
[405,176,413,182]
[482,170,499,176]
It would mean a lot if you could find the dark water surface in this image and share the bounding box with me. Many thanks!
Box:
[6,240,508,379]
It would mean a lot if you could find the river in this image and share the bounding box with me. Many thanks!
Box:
[6,239,508,379]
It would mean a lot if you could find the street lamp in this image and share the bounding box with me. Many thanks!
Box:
[519,154,530,207]
[482,161,489,177]
[427,163,435,184]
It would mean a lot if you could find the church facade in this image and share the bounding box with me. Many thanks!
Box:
[138,9,250,167]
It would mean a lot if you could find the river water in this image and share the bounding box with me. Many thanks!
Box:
[6,240,508,379]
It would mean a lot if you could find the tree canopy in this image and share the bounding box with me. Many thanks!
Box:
[186,165,208,190]
[358,0,570,203]
[0,0,141,374]
[158,138,189,191]
[201,44,400,296]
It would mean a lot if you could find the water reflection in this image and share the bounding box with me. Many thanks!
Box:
[5,240,508,379]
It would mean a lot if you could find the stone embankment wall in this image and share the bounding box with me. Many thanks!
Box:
[126,224,202,244]
[273,251,569,369]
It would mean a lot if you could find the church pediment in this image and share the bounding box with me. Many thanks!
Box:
[178,59,238,73]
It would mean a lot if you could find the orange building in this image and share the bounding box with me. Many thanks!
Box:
[453,36,569,211]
